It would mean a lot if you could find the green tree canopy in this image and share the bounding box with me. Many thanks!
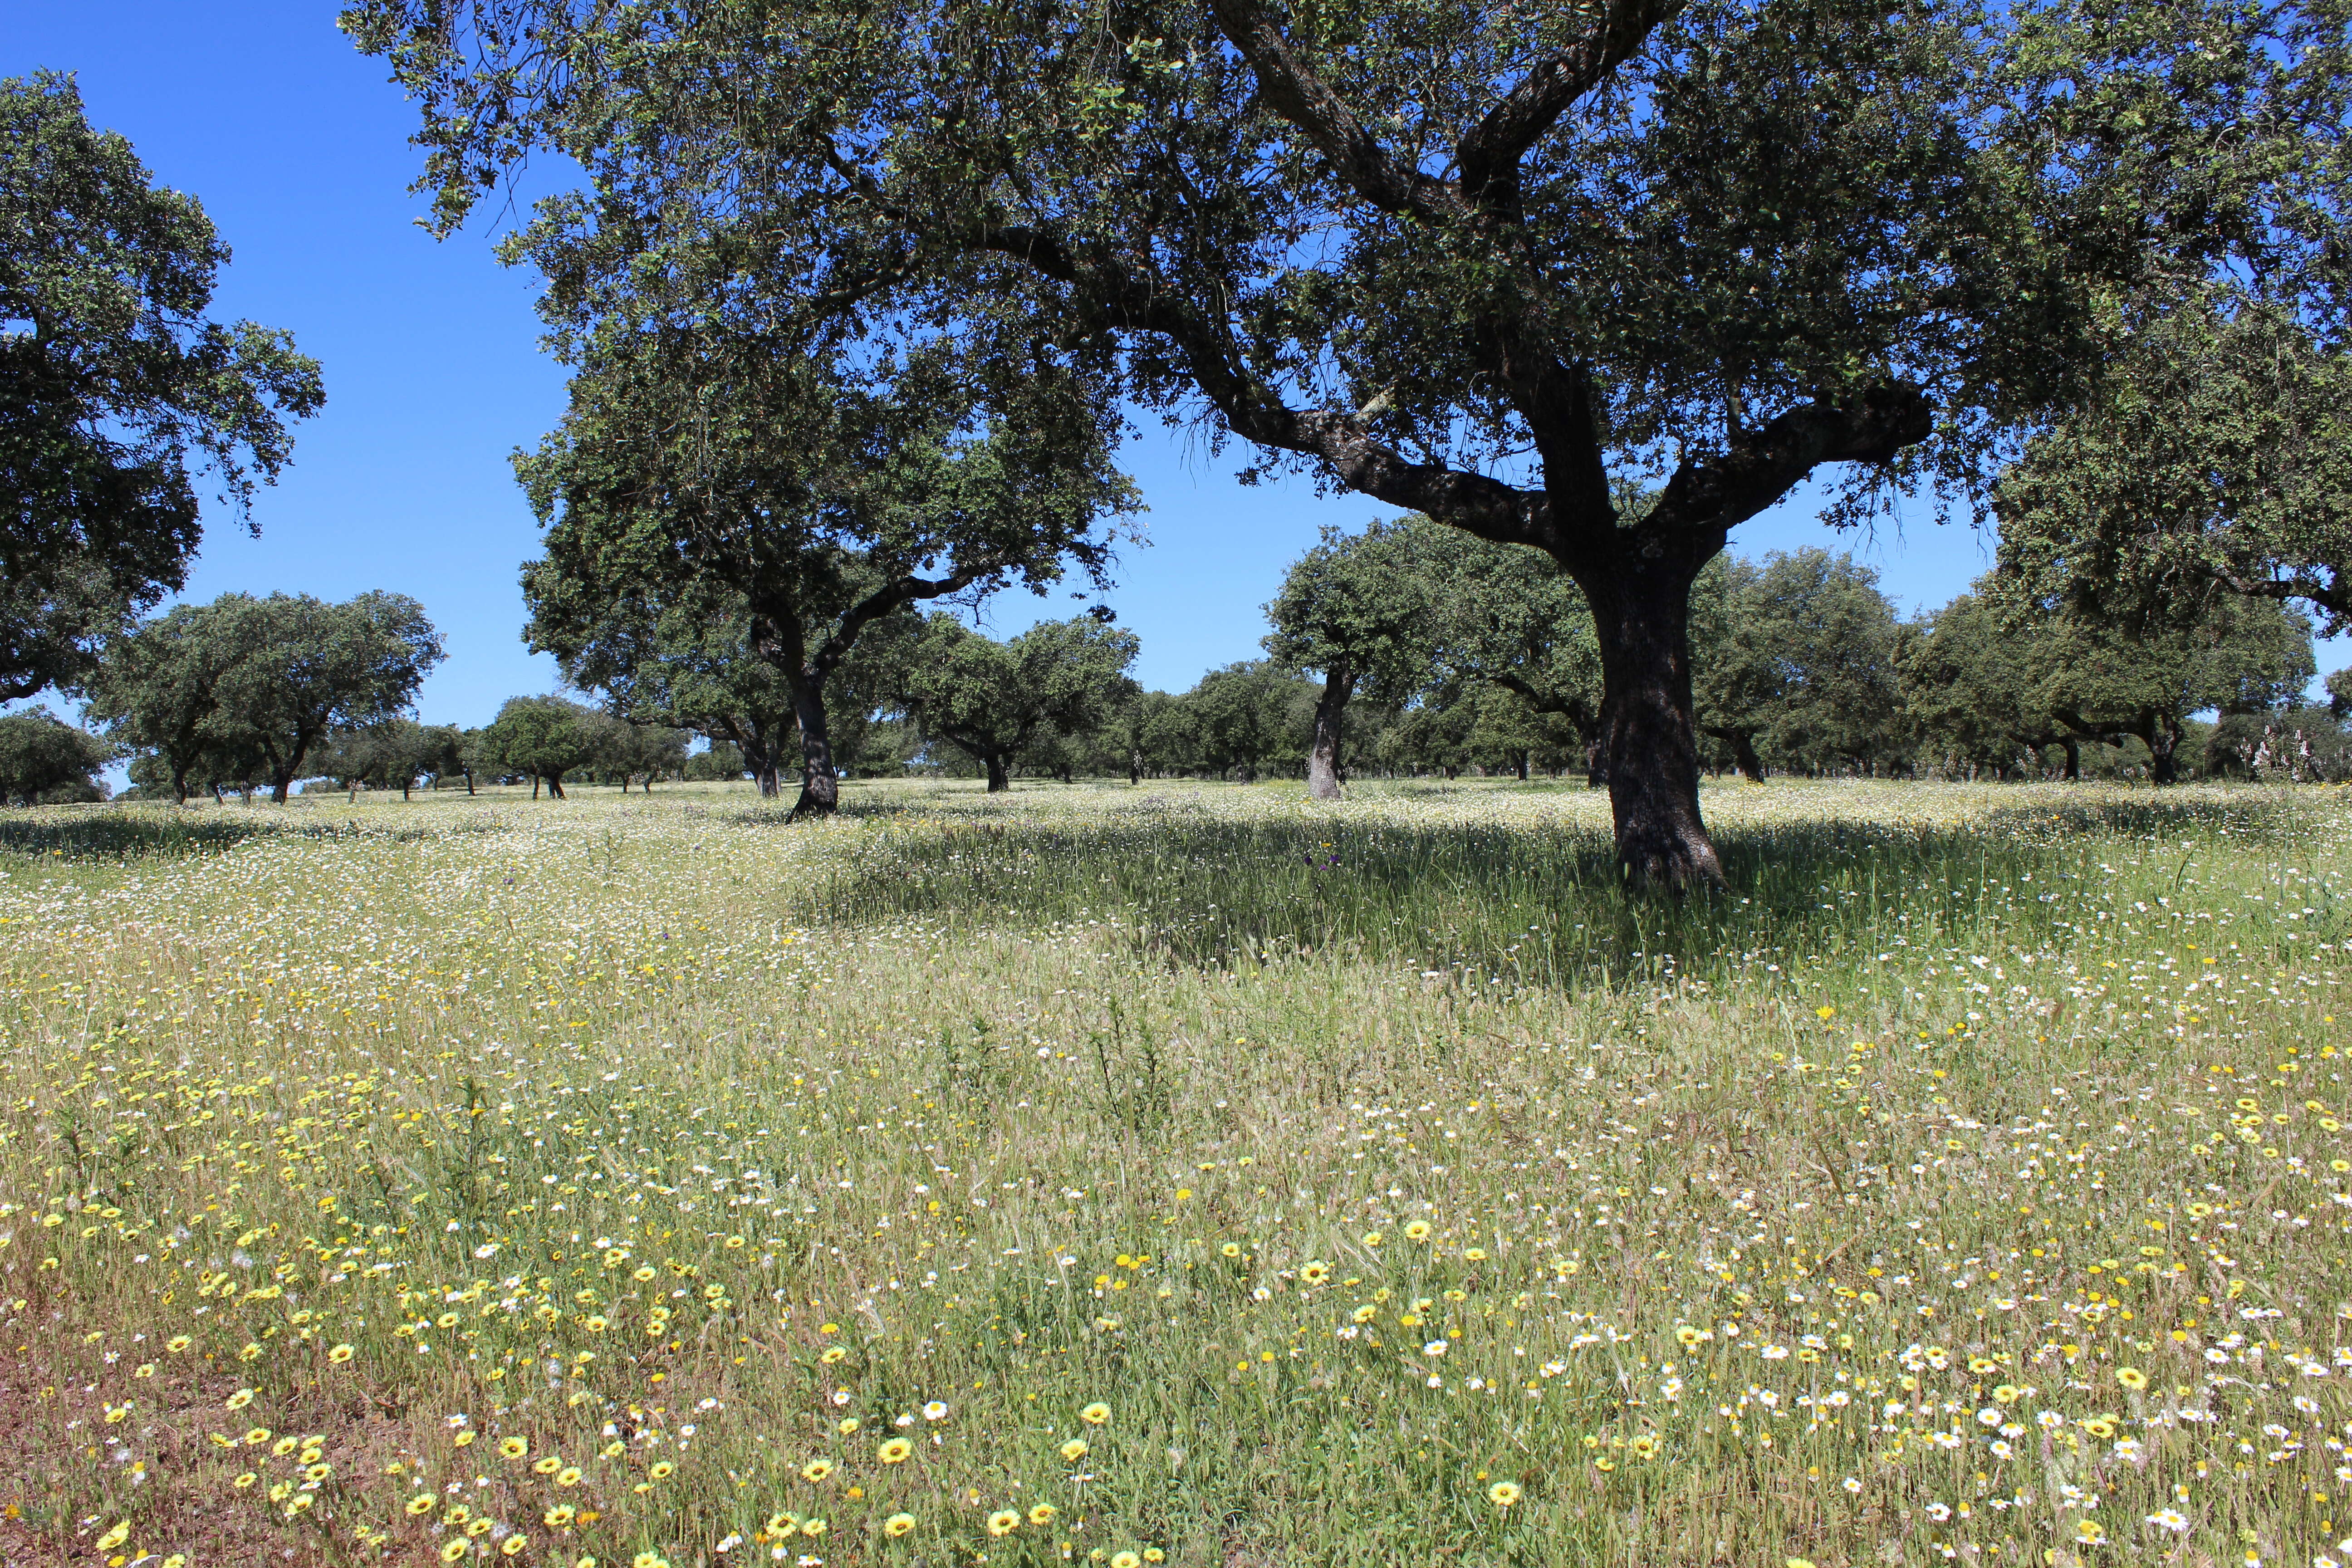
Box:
[1689,549,1908,780]
[345,0,2309,884]
[84,592,441,804]
[1419,523,1607,784]
[0,707,110,806]
[480,695,598,798]
[2,71,323,700]
[527,571,800,798]
[899,614,1140,791]
[513,286,1139,821]
[206,592,443,802]
[1904,580,2316,781]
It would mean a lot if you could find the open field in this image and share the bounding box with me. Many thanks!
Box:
[0,778,2346,1568]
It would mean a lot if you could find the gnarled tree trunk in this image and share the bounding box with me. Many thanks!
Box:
[1306,664,1354,800]
[1587,564,1723,890]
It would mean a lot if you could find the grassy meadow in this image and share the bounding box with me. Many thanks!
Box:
[0,777,2347,1568]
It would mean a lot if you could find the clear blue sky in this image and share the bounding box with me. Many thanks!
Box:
[8,1,2336,723]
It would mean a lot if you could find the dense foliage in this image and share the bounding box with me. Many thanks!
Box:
[83,591,442,803]
[1,71,323,700]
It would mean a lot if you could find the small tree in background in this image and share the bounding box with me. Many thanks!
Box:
[514,325,1137,821]
[1264,520,1436,799]
[1900,593,2082,777]
[200,592,444,803]
[1421,524,1607,786]
[480,696,597,799]
[1904,579,2316,781]
[0,709,111,805]
[588,717,691,792]
[899,615,1140,792]
[1690,550,1908,780]
[82,602,245,804]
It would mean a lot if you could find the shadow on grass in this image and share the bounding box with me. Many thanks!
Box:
[0,809,496,862]
[799,794,2308,988]
[0,812,280,862]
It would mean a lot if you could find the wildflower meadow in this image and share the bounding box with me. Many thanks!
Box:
[0,778,2346,1568]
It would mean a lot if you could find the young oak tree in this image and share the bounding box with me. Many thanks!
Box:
[205,592,444,803]
[1904,579,2316,781]
[345,0,2280,884]
[1,71,323,699]
[899,613,1141,792]
[1899,592,2089,778]
[1262,519,1437,799]
[85,592,441,804]
[480,695,597,799]
[513,329,1137,820]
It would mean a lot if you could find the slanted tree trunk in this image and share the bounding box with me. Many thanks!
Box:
[786,678,841,818]
[1587,564,1723,890]
[1306,664,1354,800]
[2147,717,2183,785]
[1706,726,1765,784]
[549,773,568,799]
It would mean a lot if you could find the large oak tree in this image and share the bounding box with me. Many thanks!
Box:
[348,0,2323,882]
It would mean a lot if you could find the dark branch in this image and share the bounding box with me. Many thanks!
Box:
[1492,671,1598,734]
[1200,0,1463,222]
[807,564,992,681]
[1651,382,1934,544]
[973,223,1552,549]
[1455,0,1688,215]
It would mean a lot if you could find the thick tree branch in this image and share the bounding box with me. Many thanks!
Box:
[1455,0,1688,215]
[807,564,993,682]
[1491,671,1598,735]
[1200,0,1463,222]
[1650,382,1934,547]
[974,222,1553,549]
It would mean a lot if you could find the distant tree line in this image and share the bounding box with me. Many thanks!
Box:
[21,519,2343,811]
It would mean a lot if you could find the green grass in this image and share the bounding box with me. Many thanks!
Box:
[0,778,2345,1568]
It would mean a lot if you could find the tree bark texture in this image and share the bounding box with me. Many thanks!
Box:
[788,678,841,818]
[1306,665,1354,800]
[1588,566,1723,890]
[985,753,1010,792]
